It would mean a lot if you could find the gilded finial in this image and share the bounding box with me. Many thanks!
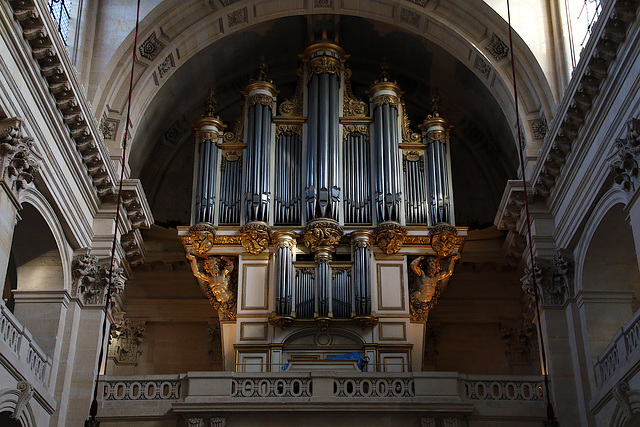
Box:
[429,91,441,119]
[253,54,271,83]
[203,89,218,118]
[379,57,391,82]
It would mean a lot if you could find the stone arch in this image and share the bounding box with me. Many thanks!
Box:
[0,386,36,427]
[574,190,640,359]
[281,328,365,362]
[90,0,555,170]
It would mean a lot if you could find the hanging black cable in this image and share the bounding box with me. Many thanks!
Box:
[505,0,557,423]
[85,1,142,425]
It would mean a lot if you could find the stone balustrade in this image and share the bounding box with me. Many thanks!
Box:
[594,307,640,388]
[0,299,52,385]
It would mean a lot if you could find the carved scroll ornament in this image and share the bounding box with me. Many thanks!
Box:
[302,219,344,252]
[181,222,217,257]
[239,221,271,255]
[374,221,407,254]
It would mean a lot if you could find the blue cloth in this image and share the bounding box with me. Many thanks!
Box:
[282,352,367,371]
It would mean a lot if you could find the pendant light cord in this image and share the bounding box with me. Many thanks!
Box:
[505,0,555,421]
[87,0,142,421]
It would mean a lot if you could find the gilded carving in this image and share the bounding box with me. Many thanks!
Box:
[214,235,243,245]
[404,235,432,245]
[269,314,295,328]
[401,102,422,144]
[201,130,218,141]
[308,55,341,80]
[374,221,407,254]
[430,223,458,258]
[186,253,237,320]
[274,236,296,251]
[223,113,244,145]
[239,221,271,255]
[343,68,368,118]
[354,315,378,327]
[302,219,344,252]
[372,94,399,109]
[181,222,217,257]
[247,93,274,109]
[278,68,304,117]
[409,254,460,321]
[275,123,303,139]
[221,150,242,163]
[343,124,370,141]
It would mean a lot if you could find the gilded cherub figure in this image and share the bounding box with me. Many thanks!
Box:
[186,253,235,303]
[410,253,461,304]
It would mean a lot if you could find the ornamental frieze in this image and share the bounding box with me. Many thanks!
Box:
[372,94,399,109]
[247,93,274,109]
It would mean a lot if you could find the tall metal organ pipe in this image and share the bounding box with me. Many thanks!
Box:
[303,43,345,221]
[421,101,455,225]
[371,81,403,224]
[351,231,373,316]
[192,90,227,225]
[273,231,296,316]
[242,77,276,224]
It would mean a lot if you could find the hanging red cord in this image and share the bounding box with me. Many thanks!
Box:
[86,0,142,424]
[505,0,556,422]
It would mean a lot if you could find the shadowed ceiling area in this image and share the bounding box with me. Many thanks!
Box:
[132,15,517,229]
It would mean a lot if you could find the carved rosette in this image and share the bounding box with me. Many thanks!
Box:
[109,313,146,365]
[181,222,217,257]
[0,118,40,201]
[430,223,458,258]
[72,254,126,306]
[374,221,407,254]
[239,221,271,255]
[302,219,344,253]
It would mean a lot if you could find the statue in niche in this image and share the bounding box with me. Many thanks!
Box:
[410,254,460,321]
[186,253,237,320]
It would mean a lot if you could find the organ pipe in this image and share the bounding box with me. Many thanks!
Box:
[350,231,373,316]
[273,231,297,316]
[420,95,455,225]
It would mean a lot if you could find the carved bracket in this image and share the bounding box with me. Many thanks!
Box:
[239,221,271,255]
[374,221,407,254]
[520,253,572,310]
[0,118,41,204]
[71,254,126,307]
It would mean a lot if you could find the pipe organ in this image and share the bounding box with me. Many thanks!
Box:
[183,36,464,372]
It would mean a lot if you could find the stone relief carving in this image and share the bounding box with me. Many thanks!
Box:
[520,253,572,309]
[612,117,640,192]
[612,380,640,422]
[499,317,538,365]
[486,33,509,60]
[374,221,407,254]
[109,313,146,365]
[71,254,126,306]
[430,223,458,258]
[138,32,164,61]
[0,118,40,200]
[409,254,460,321]
[239,221,271,255]
[13,380,34,421]
[208,321,223,362]
[186,254,237,320]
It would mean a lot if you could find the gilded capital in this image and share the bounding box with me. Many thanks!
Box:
[246,93,274,109]
[239,221,271,255]
[302,219,344,253]
[372,94,399,109]
[374,221,407,255]
[430,223,458,258]
[350,230,374,251]
[181,222,217,257]
[273,230,297,251]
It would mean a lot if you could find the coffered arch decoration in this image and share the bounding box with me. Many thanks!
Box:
[91,0,555,173]
[89,2,554,229]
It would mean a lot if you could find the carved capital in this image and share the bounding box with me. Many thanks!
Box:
[499,317,538,365]
[247,93,274,109]
[342,123,370,141]
[308,55,341,79]
[372,94,399,109]
[181,222,217,257]
[374,221,407,254]
[109,313,146,365]
[72,254,126,306]
[0,118,40,201]
[239,221,271,255]
[302,219,343,253]
[612,117,640,192]
[520,253,572,309]
[273,230,297,251]
[350,230,373,251]
[430,223,458,258]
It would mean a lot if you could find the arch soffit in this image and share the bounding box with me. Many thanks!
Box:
[17,188,73,291]
[573,187,631,293]
[92,0,555,160]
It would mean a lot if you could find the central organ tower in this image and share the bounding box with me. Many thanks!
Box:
[180,36,464,372]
